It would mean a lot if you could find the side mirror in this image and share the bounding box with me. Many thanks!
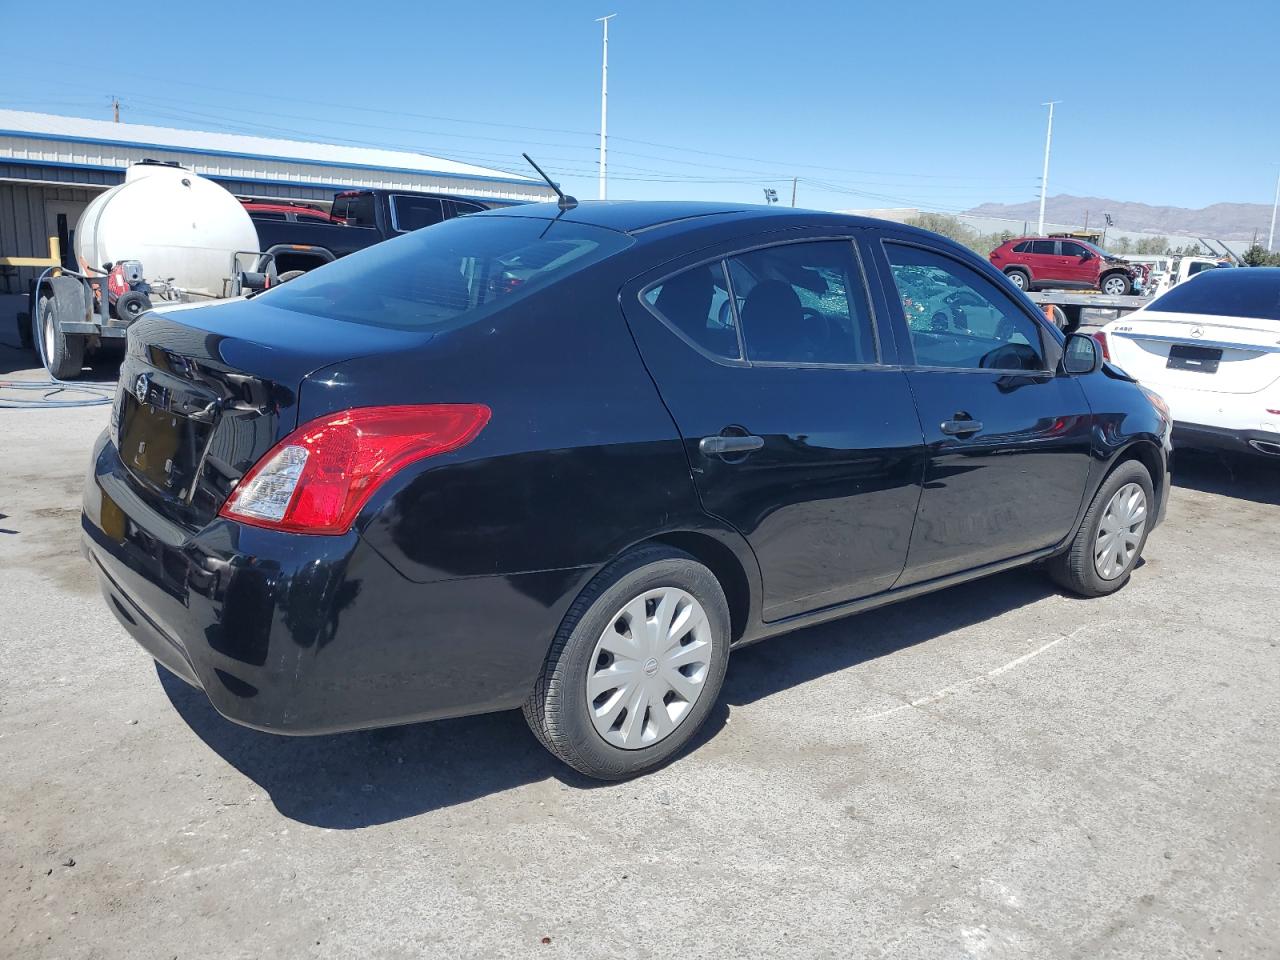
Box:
[1080,250,1093,260]
[1063,332,1102,374]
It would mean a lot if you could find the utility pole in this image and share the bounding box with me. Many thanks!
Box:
[1269,167,1279,251]
[790,177,798,207]
[1038,101,1059,236]
[595,14,616,201]
[112,96,120,123]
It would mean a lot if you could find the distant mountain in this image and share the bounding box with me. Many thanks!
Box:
[965,195,1272,242]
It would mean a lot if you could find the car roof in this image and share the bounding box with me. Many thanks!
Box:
[478,200,895,238]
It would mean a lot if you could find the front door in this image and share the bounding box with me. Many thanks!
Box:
[622,234,926,621]
[874,235,1094,585]
[1058,240,1094,287]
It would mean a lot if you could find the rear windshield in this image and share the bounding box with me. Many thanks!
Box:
[1148,269,1280,322]
[258,215,632,331]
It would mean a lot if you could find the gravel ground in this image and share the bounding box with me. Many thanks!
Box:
[2,335,1278,960]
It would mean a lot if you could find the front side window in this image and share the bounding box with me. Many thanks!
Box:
[392,196,446,232]
[727,241,876,364]
[259,215,632,332]
[885,242,1047,371]
[643,262,740,359]
[1060,241,1087,258]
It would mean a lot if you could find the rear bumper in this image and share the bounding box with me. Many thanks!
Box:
[82,430,588,735]
[1173,421,1280,457]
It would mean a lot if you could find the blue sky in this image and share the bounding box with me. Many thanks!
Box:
[2,0,1276,212]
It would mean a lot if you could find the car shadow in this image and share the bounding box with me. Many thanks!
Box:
[1172,448,1280,507]
[160,567,1056,829]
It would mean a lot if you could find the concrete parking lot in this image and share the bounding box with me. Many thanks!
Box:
[2,333,1278,960]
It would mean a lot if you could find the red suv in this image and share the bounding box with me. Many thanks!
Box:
[990,237,1137,296]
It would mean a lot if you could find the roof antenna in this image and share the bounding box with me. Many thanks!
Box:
[523,153,577,211]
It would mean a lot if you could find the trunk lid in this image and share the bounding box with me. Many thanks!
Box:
[112,297,427,529]
[1106,310,1280,395]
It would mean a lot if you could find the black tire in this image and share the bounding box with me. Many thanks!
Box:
[1046,304,1068,330]
[523,545,731,780]
[1048,459,1154,597]
[276,270,307,283]
[114,290,152,323]
[17,310,33,350]
[1005,268,1031,291]
[1100,272,1132,296]
[37,295,85,380]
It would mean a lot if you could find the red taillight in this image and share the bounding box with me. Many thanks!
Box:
[1092,331,1110,360]
[220,403,491,535]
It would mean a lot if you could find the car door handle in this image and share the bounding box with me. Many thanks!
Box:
[940,417,983,436]
[699,434,765,457]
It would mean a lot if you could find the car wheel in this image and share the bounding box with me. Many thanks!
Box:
[1005,269,1030,291]
[523,545,731,780]
[39,295,85,380]
[1101,273,1132,296]
[1048,460,1154,597]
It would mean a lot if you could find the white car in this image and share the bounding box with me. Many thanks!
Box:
[1098,268,1280,457]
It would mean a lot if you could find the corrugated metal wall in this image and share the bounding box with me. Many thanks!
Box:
[0,181,101,294]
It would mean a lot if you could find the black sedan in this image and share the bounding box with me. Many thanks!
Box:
[82,201,1171,779]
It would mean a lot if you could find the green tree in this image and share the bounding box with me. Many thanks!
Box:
[1240,244,1280,266]
[1112,236,1133,255]
[1132,236,1170,255]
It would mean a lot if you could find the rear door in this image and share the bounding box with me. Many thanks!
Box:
[1025,239,1059,285]
[621,233,926,621]
[872,233,1095,584]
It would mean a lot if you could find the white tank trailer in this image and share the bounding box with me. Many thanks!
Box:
[75,162,259,298]
[29,161,265,379]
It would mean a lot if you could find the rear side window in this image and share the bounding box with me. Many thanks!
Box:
[260,215,633,331]
[1029,240,1056,255]
[1149,269,1279,321]
[885,242,1046,371]
[1012,241,1031,253]
[728,241,876,365]
[644,262,740,359]
[332,194,377,227]
[251,211,286,221]
[451,201,486,217]
[392,196,446,232]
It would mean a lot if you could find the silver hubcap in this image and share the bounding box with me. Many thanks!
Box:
[587,587,713,750]
[1103,277,1125,295]
[43,310,56,359]
[1095,482,1147,579]
[1010,273,1025,288]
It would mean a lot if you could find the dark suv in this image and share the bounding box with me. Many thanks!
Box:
[82,202,1170,780]
[990,237,1139,296]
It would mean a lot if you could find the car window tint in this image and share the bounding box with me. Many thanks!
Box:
[451,201,485,217]
[334,194,377,227]
[1013,240,1030,253]
[297,213,331,224]
[726,241,875,365]
[1148,269,1279,321]
[885,242,1046,371]
[260,215,632,332]
[643,262,740,359]
[1060,241,1086,257]
[250,211,286,221]
[393,196,446,232]
[1029,240,1056,255]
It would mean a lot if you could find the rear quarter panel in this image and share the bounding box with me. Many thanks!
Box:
[295,263,728,584]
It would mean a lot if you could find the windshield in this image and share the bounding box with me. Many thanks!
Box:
[258,215,632,331]
[1146,269,1280,322]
